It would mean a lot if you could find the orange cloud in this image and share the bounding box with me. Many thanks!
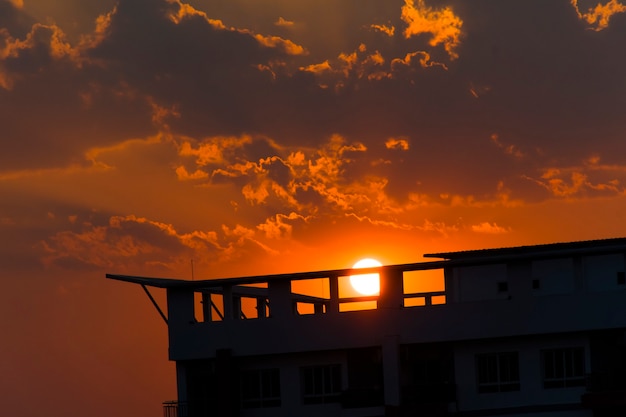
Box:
[390,51,448,72]
[165,0,306,56]
[78,6,117,49]
[275,17,295,27]
[175,165,209,181]
[524,155,626,198]
[571,0,626,31]
[178,135,253,166]
[257,212,309,239]
[1,23,79,89]
[40,213,289,272]
[401,0,463,60]
[300,60,332,74]
[253,34,307,55]
[167,0,214,24]
[370,24,395,37]
[385,137,410,150]
[490,134,525,159]
[471,222,511,234]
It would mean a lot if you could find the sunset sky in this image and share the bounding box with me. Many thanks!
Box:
[2,0,626,415]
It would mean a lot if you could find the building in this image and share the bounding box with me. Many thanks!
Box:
[107,237,626,416]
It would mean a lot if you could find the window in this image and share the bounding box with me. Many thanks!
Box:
[532,279,540,290]
[617,272,625,286]
[301,364,342,404]
[497,281,508,293]
[240,368,281,408]
[542,347,585,388]
[476,352,520,393]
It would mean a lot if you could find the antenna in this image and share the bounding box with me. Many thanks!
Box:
[191,259,195,280]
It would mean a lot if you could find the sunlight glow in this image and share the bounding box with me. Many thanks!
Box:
[350,258,382,296]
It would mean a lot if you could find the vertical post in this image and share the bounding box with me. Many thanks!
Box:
[382,335,401,413]
[256,297,268,318]
[216,349,236,416]
[232,296,242,320]
[378,268,403,310]
[175,361,188,403]
[202,292,212,322]
[222,285,234,321]
[328,274,340,313]
[268,279,292,319]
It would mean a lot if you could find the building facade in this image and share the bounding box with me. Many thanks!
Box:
[107,238,626,416]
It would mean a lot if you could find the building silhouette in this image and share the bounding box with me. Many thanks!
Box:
[107,237,626,416]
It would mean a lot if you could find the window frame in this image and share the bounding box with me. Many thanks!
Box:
[240,368,281,408]
[301,364,342,404]
[475,352,520,393]
[541,347,586,389]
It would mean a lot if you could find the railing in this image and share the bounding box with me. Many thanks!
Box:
[190,267,447,323]
[163,401,186,417]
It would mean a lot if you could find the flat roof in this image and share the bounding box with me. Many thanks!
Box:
[426,237,626,260]
[107,237,626,289]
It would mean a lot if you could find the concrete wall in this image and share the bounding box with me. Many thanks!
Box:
[454,264,509,302]
[531,258,575,296]
[584,253,625,292]
[454,335,591,414]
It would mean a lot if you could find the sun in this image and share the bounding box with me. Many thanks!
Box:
[350,258,382,296]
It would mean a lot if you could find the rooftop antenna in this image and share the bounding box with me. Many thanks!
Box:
[191,259,195,280]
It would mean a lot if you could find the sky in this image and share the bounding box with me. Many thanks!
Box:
[1,0,626,415]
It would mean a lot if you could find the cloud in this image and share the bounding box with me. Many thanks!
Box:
[400,0,463,59]
[571,0,626,31]
[175,165,209,181]
[471,222,511,234]
[370,24,395,37]
[275,17,295,27]
[524,155,626,198]
[390,50,448,71]
[490,134,525,159]
[385,137,410,150]
[257,212,309,239]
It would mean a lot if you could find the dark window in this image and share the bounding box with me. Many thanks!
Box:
[240,368,281,408]
[532,279,540,290]
[301,364,342,404]
[497,281,508,293]
[476,352,520,393]
[617,272,625,285]
[542,347,585,388]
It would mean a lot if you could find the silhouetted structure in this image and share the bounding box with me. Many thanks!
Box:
[107,237,626,416]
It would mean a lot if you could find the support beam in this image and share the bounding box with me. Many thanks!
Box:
[141,284,168,325]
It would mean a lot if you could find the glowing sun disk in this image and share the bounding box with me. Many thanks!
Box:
[350,258,382,296]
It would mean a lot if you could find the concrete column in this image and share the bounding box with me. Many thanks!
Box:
[268,279,292,319]
[382,334,401,408]
[202,292,212,322]
[379,268,403,310]
[175,361,188,403]
[222,285,234,321]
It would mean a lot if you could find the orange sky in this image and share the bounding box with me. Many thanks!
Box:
[2,0,626,416]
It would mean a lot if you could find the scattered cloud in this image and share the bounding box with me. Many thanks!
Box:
[471,222,511,234]
[571,0,626,31]
[490,134,525,159]
[385,137,410,150]
[275,17,295,27]
[370,24,395,37]
[401,0,463,59]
